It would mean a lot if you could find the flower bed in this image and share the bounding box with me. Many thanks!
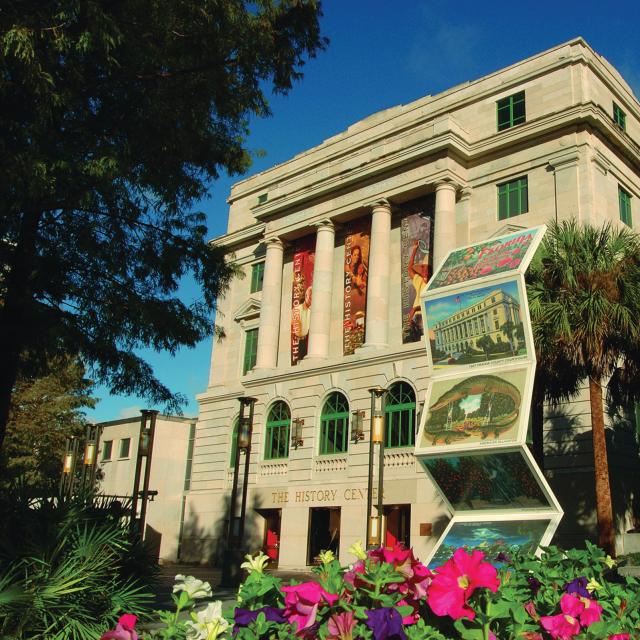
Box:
[103,541,639,639]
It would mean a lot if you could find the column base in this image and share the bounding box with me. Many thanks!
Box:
[356,343,389,354]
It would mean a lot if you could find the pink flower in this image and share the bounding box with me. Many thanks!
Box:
[101,614,138,640]
[427,548,499,620]
[281,582,338,633]
[524,601,539,621]
[540,594,584,640]
[327,611,356,640]
[578,596,602,627]
[608,635,630,640]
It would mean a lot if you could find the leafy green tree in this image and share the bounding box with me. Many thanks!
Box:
[0,1,327,451]
[500,320,518,355]
[1,356,95,489]
[476,335,494,361]
[527,220,640,556]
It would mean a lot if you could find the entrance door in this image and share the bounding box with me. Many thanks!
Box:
[261,509,281,568]
[385,504,410,549]
[307,507,341,565]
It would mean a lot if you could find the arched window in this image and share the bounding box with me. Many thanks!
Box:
[385,382,416,448]
[229,418,238,467]
[264,401,291,460]
[319,392,349,455]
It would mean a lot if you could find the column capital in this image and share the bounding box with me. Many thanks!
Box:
[434,179,460,193]
[264,236,284,250]
[313,219,335,232]
[366,198,392,211]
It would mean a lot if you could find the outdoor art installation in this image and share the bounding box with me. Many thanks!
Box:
[416,225,563,566]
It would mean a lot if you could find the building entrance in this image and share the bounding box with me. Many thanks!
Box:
[258,509,281,568]
[307,507,341,565]
[385,504,410,549]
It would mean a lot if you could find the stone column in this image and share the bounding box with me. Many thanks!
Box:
[364,199,392,349]
[255,237,284,370]
[307,220,335,360]
[433,181,458,269]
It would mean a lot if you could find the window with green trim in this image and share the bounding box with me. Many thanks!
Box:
[497,91,526,131]
[385,382,416,449]
[498,176,528,220]
[619,186,632,227]
[243,328,258,375]
[119,438,131,458]
[250,262,265,293]
[102,440,113,461]
[264,402,291,460]
[229,419,238,468]
[319,392,349,455]
[613,103,626,131]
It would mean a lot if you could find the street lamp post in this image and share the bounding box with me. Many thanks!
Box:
[80,424,101,493]
[60,436,80,496]
[366,386,388,548]
[222,396,257,587]
[130,409,158,540]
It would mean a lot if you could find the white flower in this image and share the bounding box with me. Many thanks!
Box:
[240,551,270,574]
[185,601,229,640]
[173,574,213,600]
[317,549,335,564]
[348,540,367,561]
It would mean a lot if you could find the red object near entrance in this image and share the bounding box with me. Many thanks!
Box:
[262,509,281,567]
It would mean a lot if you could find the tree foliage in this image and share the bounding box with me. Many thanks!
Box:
[1,356,95,489]
[0,0,327,449]
[527,219,640,555]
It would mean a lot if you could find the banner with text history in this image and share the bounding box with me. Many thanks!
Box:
[291,236,315,365]
[343,220,370,355]
[400,196,434,343]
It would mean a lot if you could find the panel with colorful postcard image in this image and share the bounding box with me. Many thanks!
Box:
[426,225,546,294]
[419,449,552,512]
[415,364,533,454]
[426,517,554,569]
[422,276,534,372]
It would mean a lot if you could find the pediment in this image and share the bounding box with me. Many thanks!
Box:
[488,223,526,239]
[234,297,261,322]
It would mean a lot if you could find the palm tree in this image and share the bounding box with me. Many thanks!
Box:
[527,220,640,556]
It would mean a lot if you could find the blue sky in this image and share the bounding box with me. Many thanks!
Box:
[87,0,640,421]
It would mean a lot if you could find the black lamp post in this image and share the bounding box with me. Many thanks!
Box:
[60,436,80,496]
[130,409,158,540]
[221,396,257,587]
[366,386,388,548]
[80,424,101,493]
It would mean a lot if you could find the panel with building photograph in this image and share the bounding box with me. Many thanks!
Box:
[427,518,552,568]
[423,277,532,371]
[416,366,532,453]
[426,226,545,292]
[420,449,551,512]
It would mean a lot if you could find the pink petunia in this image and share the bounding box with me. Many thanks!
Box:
[281,582,338,633]
[427,548,499,620]
[540,594,584,640]
[608,634,630,640]
[101,614,138,640]
[578,596,603,627]
[327,611,356,640]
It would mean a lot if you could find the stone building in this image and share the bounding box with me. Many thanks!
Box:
[181,38,640,568]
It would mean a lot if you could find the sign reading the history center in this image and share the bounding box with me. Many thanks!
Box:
[291,236,315,365]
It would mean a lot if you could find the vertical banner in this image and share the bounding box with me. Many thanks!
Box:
[400,197,434,343]
[291,237,315,365]
[343,220,370,355]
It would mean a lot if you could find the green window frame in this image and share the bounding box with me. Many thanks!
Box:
[619,186,632,227]
[102,440,113,461]
[229,418,239,468]
[498,176,528,220]
[250,262,265,293]
[497,91,526,131]
[243,328,258,375]
[264,402,291,460]
[385,382,416,449]
[613,103,626,131]
[119,438,131,459]
[319,392,349,455]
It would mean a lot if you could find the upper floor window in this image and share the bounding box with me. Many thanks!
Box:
[319,392,349,455]
[264,401,291,460]
[497,91,526,131]
[243,328,259,375]
[385,382,416,449]
[102,440,113,461]
[498,176,528,220]
[613,103,626,131]
[119,438,131,459]
[250,262,265,293]
[619,186,632,227]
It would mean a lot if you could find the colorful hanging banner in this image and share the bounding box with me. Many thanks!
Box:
[343,220,370,355]
[400,197,434,343]
[291,237,315,365]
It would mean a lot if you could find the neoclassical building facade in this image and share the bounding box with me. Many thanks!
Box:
[181,39,640,568]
